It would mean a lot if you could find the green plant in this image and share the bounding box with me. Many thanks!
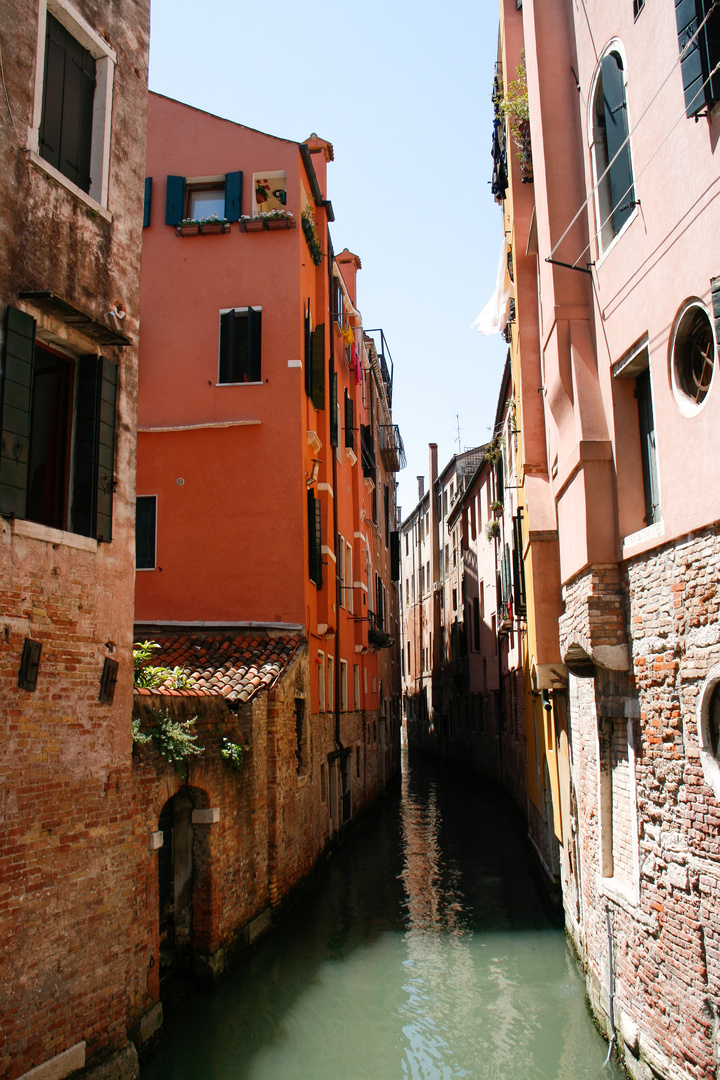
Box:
[490,500,503,516]
[133,640,169,689]
[301,207,322,266]
[220,737,250,773]
[166,666,195,690]
[368,626,393,650]
[485,519,501,541]
[500,53,529,148]
[258,208,294,220]
[132,708,204,771]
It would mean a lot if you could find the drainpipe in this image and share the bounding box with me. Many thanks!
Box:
[603,904,617,1068]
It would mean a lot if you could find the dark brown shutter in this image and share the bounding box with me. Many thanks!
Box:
[72,354,117,541]
[311,324,325,409]
[0,306,35,518]
[307,489,322,587]
[390,531,400,581]
[247,307,262,382]
[219,310,236,383]
[344,390,354,449]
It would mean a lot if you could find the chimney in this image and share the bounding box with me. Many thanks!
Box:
[429,443,438,486]
[417,476,425,500]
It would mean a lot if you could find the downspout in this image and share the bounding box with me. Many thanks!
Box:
[603,904,617,1068]
[328,235,342,759]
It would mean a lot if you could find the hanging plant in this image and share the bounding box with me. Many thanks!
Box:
[301,207,323,266]
[132,709,204,772]
[220,737,250,773]
[485,519,501,541]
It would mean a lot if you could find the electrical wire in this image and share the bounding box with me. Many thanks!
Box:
[549,1,718,264]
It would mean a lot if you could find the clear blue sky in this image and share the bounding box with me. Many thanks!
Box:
[148,0,507,518]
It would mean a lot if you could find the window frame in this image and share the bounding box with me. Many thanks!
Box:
[588,43,636,258]
[136,494,157,570]
[29,0,116,215]
[670,298,716,416]
[218,306,262,385]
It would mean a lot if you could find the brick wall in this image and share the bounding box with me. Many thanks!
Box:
[563,527,720,1080]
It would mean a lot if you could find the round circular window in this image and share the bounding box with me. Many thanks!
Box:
[697,663,720,800]
[671,301,716,415]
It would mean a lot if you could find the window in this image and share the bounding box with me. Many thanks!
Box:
[318,651,326,711]
[676,0,720,118]
[613,339,661,532]
[346,541,353,613]
[165,172,243,225]
[671,299,716,415]
[354,664,360,709]
[327,655,335,713]
[253,171,287,215]
[633,0,644,18]
[0,306,117,540]
[344,390,354,450]
[340,660,348,711]
[305,308,325,409]
[219,308,261,383]
[308,488,322,587]
[33,2,116,208]
[295,697,306,770]
[591,50,635,251]
[136,496,157,569]
[338,533,345,608]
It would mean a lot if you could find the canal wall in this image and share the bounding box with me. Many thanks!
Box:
[560,525,720,1080]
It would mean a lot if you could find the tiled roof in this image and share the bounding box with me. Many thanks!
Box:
[134,630,302,703]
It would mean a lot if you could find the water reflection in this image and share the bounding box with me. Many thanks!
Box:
[142,752,621,1080]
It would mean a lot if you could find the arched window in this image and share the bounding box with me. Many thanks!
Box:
[591,50,635,252]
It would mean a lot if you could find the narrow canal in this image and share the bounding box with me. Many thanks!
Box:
[143,751,622,1080]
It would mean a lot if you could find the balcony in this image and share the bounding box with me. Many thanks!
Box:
[378,424,406,472]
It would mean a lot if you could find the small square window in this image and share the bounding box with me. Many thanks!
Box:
[187,182,225,220]
[253,171,286,216]
[218,308,262,383]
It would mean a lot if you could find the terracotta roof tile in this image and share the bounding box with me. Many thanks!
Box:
[134,629,302,703]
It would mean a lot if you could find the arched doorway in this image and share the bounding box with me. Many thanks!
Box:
[157,788,203,986]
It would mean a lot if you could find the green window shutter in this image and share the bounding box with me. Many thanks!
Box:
[711,276,720,353]
[224,171,243,222]
[675,0,720,118]
[247,307,262,382]
[344,390,354,449]
[390,530,400,581]
[311,324,325,410]
[511,512,527,616]
[637,368,660,526]
[330,367,338,447]
[304,305,312,398]
[219,310,236,383]
[143,177,152,228]
[307,488,322,587]
[165,175,186,225]
[72,355,117,541]
[0,306,35,518]
[39,15,94,193]
[601,53,634,234]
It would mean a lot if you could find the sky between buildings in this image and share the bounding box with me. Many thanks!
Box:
[148,0,507,518]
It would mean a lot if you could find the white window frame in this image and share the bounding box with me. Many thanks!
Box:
[327,655,335,713]
[29,0,116,216]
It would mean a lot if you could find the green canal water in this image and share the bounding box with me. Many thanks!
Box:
[142,751,622,1080]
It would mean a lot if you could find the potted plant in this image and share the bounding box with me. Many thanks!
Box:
[176,214,230,236]
[500,52,533,183]
[490,500,503,518]
[485,519,501,541]
[255,179,271,204]
[261,208,296,231]
[241,214,265,232]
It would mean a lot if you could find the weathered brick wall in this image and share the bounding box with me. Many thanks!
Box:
[564,527,720,1080]
[0,0,150,1074]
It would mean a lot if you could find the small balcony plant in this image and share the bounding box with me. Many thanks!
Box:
[176,212,230,236]
[301,207,323,265]
[500,52,533,183]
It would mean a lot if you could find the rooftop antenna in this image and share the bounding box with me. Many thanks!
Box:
[454,414,463,453]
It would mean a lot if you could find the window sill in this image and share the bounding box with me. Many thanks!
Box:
[215,380,263,387]
[621,519,664,559]
[25,150,112,222]
[596,873,638,911]
[12,517,98,552]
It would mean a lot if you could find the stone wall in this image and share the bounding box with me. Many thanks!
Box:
[563,526,720,1080]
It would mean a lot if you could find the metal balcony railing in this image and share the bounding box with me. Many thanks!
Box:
[378,424,406,472]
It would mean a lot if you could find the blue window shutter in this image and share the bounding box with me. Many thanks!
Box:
[224,171,243,222]
[143,177,152,227]
[0,306,35,518]
[601,53,634,234]
[72,355,117,541]
[165,175,185,225]
[247,307,262,382]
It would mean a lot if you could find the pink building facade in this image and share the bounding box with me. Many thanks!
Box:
[497,0,720,1076]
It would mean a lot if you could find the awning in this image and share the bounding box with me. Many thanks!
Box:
[18,290,133,346]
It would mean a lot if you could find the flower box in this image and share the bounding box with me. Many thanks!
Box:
[242,219,266,232]
[199,221,231,235]
[176,224,199,236]
[266,217,296,230]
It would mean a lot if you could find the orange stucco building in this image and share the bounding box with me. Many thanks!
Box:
[135,93,403,900]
